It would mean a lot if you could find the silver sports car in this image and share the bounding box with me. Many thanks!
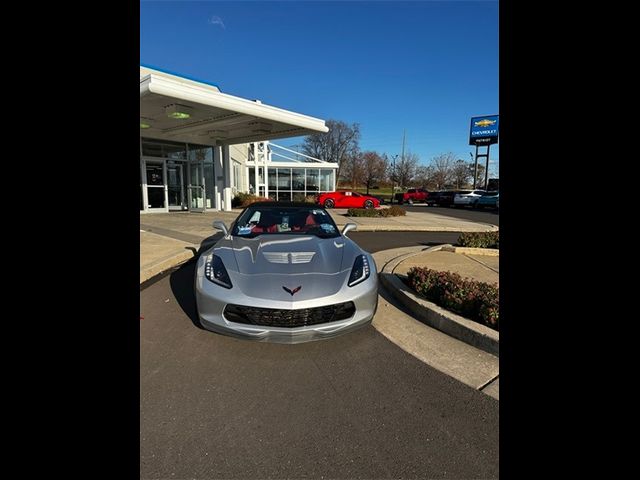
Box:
[195,202,378,343]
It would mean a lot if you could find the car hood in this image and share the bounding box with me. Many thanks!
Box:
[214,234,348,275]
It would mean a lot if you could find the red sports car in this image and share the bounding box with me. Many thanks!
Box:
[317,191,380,209]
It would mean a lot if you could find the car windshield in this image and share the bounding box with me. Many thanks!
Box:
[232,205,340,239]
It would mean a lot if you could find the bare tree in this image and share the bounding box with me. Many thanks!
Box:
[413,165,437,190]
[360,151,389,194]
[302,119,360,181]
[340,149,365,190]
[394,151,420,189]
[467,162,487,189]
[451,159,471,189]
[430,152,456,189]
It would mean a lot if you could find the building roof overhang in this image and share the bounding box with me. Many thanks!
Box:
[140,68,328,146]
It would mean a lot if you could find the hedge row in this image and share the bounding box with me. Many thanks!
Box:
[232,193,320,208]
[231,193,270,208]
[347,206,407,217]
[457,231,499,249]
[407,267,499,330]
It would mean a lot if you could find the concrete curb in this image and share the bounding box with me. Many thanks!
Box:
[344,224,498,232]
[378,246,499,357]
[441,246,500,256]
[140,248,196,284]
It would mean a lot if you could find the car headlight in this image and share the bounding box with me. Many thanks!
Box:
[204,254,233,289]
[348,254,371,287]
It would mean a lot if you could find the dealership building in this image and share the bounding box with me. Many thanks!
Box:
[140,65,337,213]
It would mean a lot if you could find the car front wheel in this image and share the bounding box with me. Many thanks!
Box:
[364,200,374,209]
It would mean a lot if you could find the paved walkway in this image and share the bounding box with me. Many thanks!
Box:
[394,250,499,285]
[140,231,197,284]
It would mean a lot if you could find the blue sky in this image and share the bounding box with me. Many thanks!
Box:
[141,0,499,175]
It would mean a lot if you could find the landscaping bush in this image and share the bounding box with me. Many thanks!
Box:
[347,208,378,217]
[304,195,319,204]
[457,231,499,249]
[407,267,499,330]
[232,192,270,208]
[379,205,407,217]
[347,206,407,217]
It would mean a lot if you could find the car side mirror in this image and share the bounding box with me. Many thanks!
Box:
[342,223,357,236]
[213,220,229,236]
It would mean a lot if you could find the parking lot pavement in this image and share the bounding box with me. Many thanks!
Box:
[140,263,499,479]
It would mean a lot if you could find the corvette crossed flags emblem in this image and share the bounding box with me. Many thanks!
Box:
[282,286,302,296]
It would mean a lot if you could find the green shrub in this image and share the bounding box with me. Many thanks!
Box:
[347,206,407,217]
[407,267,499,330]
[457,231,499,249]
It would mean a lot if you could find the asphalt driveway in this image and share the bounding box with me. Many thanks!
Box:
[141,242,499,479]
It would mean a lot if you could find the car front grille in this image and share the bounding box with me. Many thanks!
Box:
[223,302,356,328]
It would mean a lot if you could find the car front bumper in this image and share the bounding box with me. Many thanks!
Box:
[195,264,379,344]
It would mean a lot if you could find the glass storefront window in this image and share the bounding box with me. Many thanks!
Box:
[188,144,213,163]
[292,168,305,190]
[320,169,334,191]
[277,168,291,190]
[204,162,215,209]
[233,163,242,190]
[141,138,187,159]
[268,169,277,189]
[306,169,319,192]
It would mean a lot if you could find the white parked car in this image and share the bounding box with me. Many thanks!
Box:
[453,190,486,206]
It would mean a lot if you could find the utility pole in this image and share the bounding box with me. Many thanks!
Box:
[400,129,406,190]
[472,148,479,189]
[390,154,398,204]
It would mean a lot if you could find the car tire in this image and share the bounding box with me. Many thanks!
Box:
[323,198,335,208]
[364,200,374,209]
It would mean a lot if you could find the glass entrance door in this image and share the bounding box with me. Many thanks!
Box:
[188,157,205,212]
[145,161,166,211]
[167,162,186,211]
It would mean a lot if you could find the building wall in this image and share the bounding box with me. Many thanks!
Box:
[229,144,249,192]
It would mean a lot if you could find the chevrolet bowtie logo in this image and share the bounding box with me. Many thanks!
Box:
[474,119,497,127]
[283,286,302,296]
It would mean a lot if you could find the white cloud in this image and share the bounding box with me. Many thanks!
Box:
[207,15,225,29]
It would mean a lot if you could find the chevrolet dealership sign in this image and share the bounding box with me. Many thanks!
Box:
[469,115,499,145]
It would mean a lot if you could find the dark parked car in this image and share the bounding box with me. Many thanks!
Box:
[436,191,457,207]
[425,191,443,206]
[369,195,387,205]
